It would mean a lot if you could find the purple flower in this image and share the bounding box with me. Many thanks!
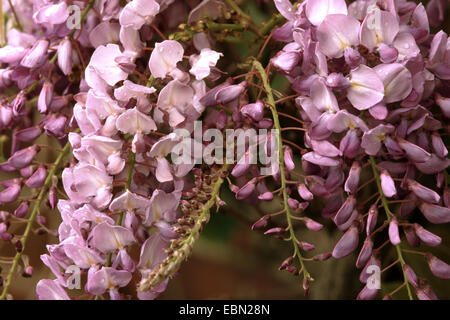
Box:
[36,280,70,300]
[425,253,450,279]
[332,225,359,259]
[380,169,397,198]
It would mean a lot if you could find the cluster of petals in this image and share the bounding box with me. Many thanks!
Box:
[267,0,450,299]
[35,0,223,300]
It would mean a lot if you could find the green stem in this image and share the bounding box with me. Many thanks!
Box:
[138,165,228,292]
[253,60,311,282]
[7,0,23,31]
[0,0,5,47]
[223,0,251,21]
[206,21,246,31]
[369,155,413,300]
[0,141,72,300]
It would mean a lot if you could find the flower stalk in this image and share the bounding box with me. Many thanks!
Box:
[369,155,414,300]
[253,60,312,284]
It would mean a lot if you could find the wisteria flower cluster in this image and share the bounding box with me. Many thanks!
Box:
[0,0,449,300]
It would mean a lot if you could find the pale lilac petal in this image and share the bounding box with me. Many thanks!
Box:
[36,280,70,300]
[119,0,160,30]
[149,40,184,79]
[317,14,360,58]
[373,63,412,103]
[90,222,136,252]
[380,169,396,197]
[302,151,340,167]
[306,0,348,26]
[310,79,339,113]
[33,3,69,25]
[360,9,399,50]
[116,108,157,134]
[347,65,384,110]
[419,203,450,224]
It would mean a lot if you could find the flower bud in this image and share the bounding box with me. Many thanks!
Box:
[43,115,67,138]
[0,183,21,203]
[344,161,361,194]
[403,264,418,287]
[303,217,323,231]
[20,165,34,178]
[1,233,13,241]
[241,101,264,122]
[397,137,431,163]
[406,179,440,204]
[58,37,72,75]
[25,165,46,189]
[356,237,373,268]
[8,146,40,169]
[12,91,26,117]
[413,223,442,247]
[334,195,356,225]
[360,256,381,283]
[235,178,256,200]
[38,81,53,114]
[431,132,448,158]
[425,253,450,279]
[297,241,315,251]
[400,192,417,217]
[15,126,42,142]
[357,285,379,300]
[297,183,313,201]
[279,256,294,270]
[404,226,420,247]
[419,203,450,224]
[231,153,251,177]
[23,266,33,277]
[0,221,9,234]
[14,201,29,218]
[251,214,270,230]
[283,146,295,171]
[332,224,359,259]
[21,40,49,68]
[388,217,401,245]
[366,205,378,235]
[215,82,246,105]
[258,191,274,201]
[287,198,300,209]
[380,169,396,197]
[263,227,286,235]
[415,284,438,300]
[313,252,332,261]
[325,73,350,90]
[0,105,13,129]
